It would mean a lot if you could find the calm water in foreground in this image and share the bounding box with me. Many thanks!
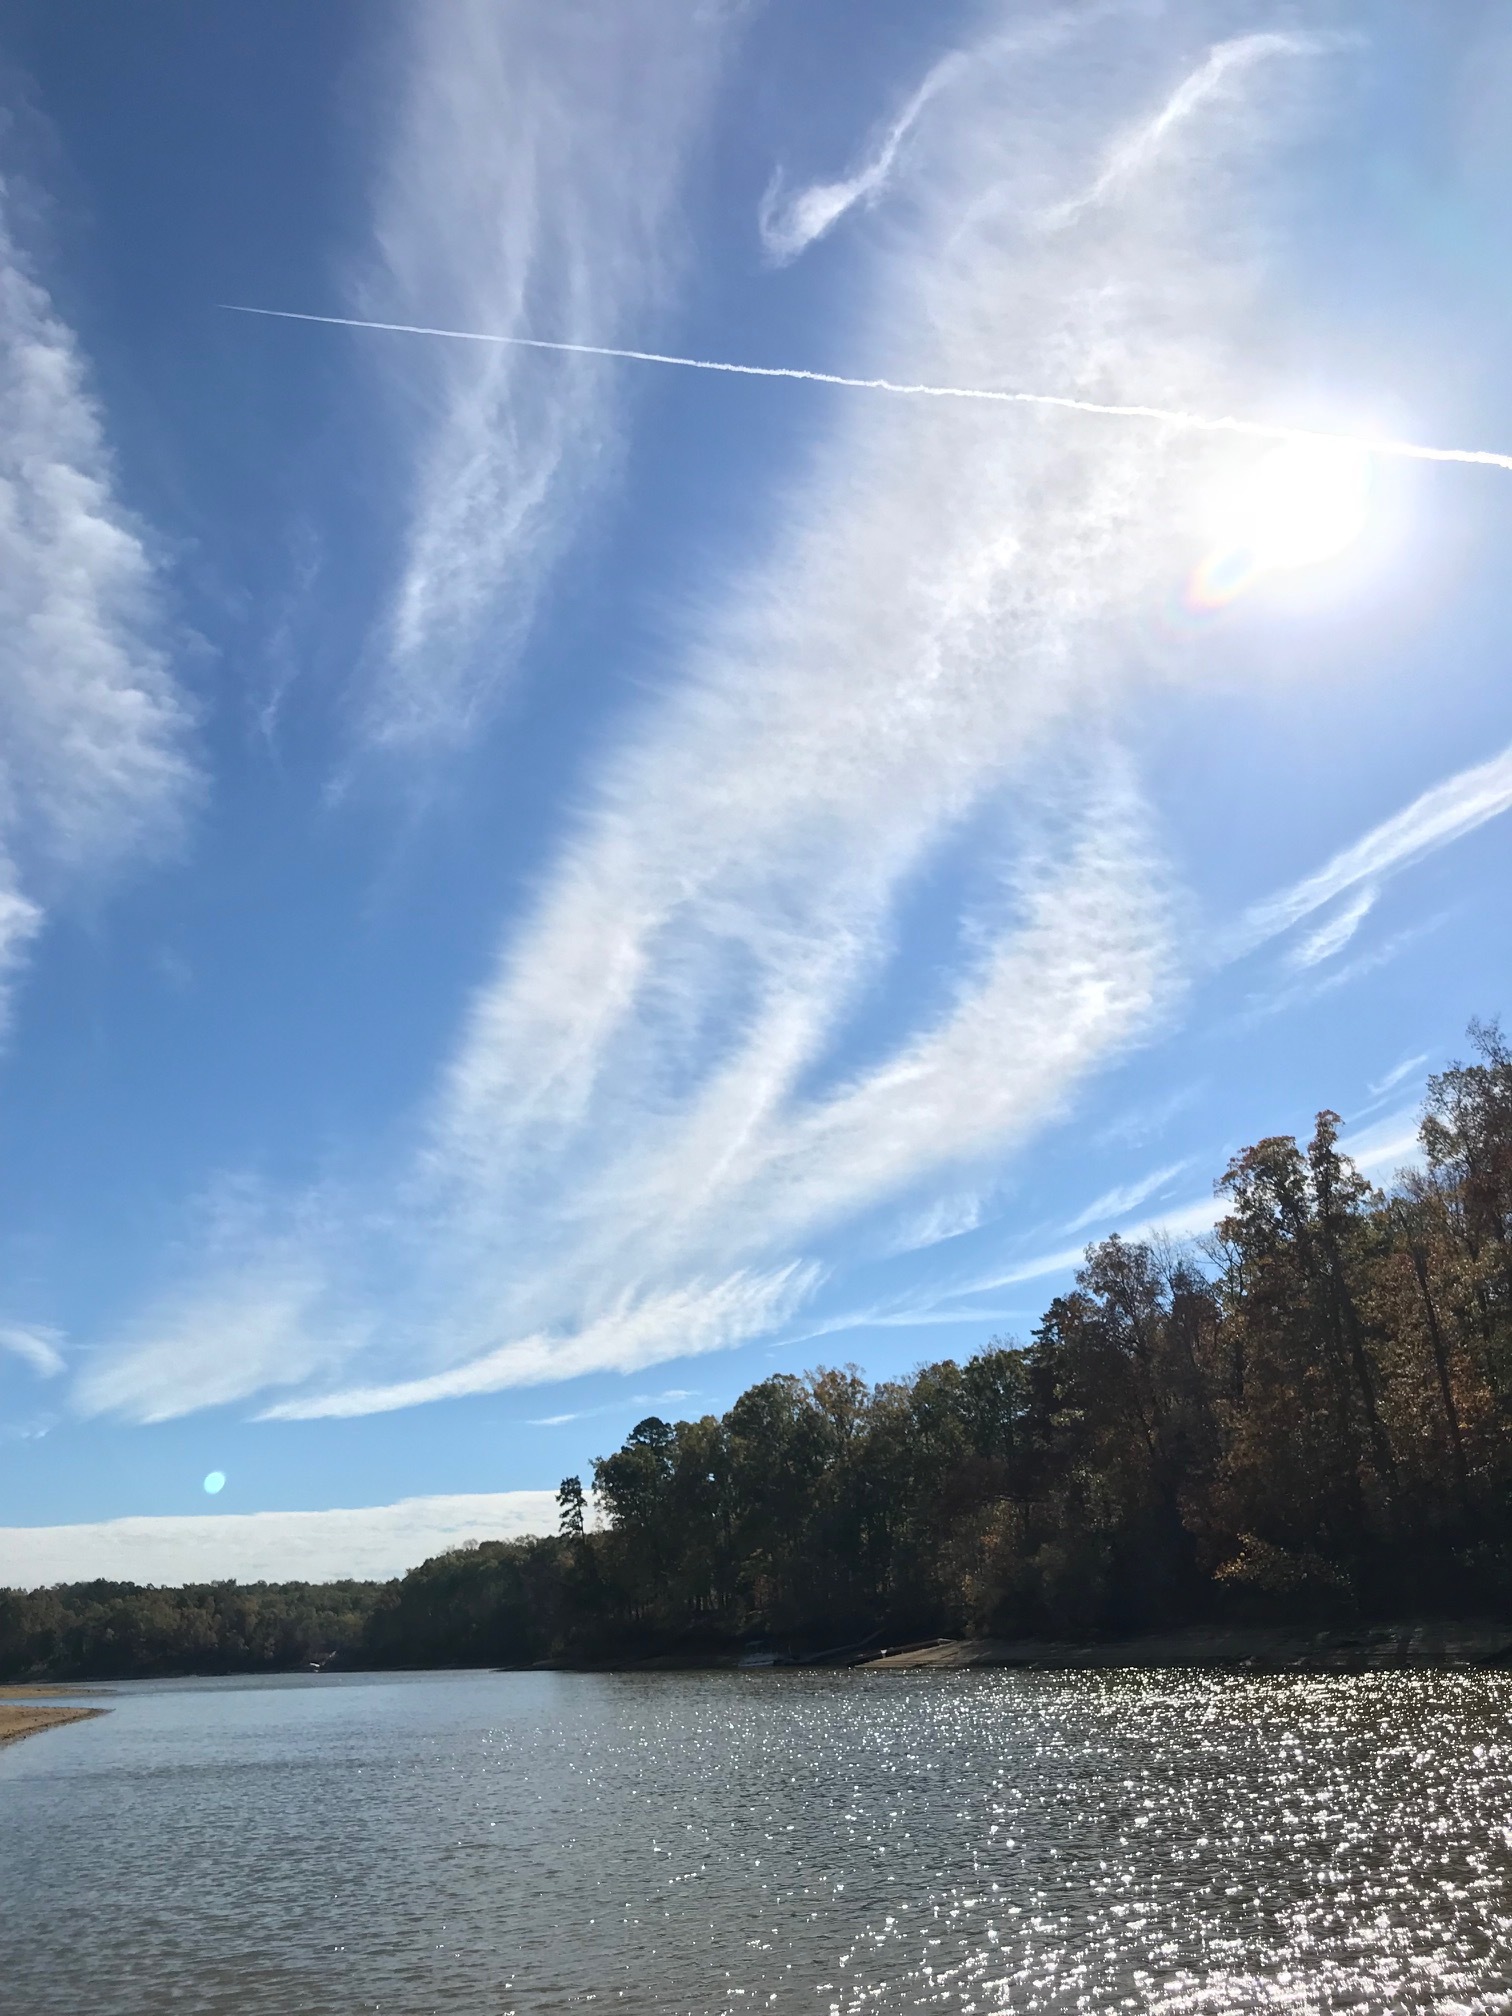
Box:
[2,1667,1510,2013]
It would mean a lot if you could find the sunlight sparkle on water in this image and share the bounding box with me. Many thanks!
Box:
[1187,437,1375,610]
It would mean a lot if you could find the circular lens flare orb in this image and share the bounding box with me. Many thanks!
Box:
[203,1470,227,1495]
[1186,438,1374,611]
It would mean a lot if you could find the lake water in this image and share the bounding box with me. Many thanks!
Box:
[3,1667,1511,2012]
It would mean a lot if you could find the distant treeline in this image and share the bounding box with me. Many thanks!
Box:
[0,1578,384,1681]
[5,1021,1511,1680]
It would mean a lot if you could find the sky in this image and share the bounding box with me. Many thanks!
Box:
[2,0,1511,1586]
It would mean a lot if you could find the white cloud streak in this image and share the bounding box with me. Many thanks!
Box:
[74,1266,362,1426]
[1044,32,1324,229]
[0,1323,66,1379]
[262,1267,816,1421]
[1347,1105,1425,1179]
[889,1192,988,1256]
[1369,1052,1429,1098]
[354,0,731,755]
[1229,740,1512,959]
[0,872,42,1035]
[0,178,194,1024]
[0,1493,557,1590]
[1064,1159,1190,1233]
[1287,883,1377,969]
[757,53,957,264]
[961,1190,1229,1299]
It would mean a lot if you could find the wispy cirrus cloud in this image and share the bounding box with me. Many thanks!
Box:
[757,51,957,265]
[527,1387,696,1431]
[1369,1051,1429,1098]
[0,1323,66,1379]
[889,1192,989,1256]
[958,1189,1231,1302]
[1043,31,1327,230]
[1094,1081,1204,1150]
[756,2,1181,268]
[1287,883,1378,969]
[1064,1160,1191,1234]
[1348,1105,1425,1178]
[1242,912,1451,1030]
[75,1262,361,1425]
[0,874,42,1032]
[263,1267,816,1421]
[0,178,194,1027]
[354,0,732,756]
[83,10,1340,1425]
[1227,740,1512,961]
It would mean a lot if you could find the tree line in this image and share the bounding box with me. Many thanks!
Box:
[5,1020,1510,1678]
[0,1577,384,1681]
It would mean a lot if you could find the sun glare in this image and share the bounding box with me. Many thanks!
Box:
[1187,438,1374,610]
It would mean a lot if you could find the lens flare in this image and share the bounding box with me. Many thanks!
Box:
[202,1470,226,1495]
[1186,439,1374,611]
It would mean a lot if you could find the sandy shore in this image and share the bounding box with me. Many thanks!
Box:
[0,1702,106,1748]
[861,1620,1512,1673]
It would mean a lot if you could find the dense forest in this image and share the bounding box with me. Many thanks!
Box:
[0,1577,384,1681]
[5,1022,1511,1680]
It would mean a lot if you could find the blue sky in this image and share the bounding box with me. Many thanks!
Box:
[3,0,1511,1581]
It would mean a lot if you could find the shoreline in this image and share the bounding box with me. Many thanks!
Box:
[545,1618,1512,1675]
[0,1683,115,1699]
[0,1703,107,1748]
[860,1619,1512,1673]
[6,1619,1512,1688]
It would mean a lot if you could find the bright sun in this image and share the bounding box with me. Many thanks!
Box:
[1188,438,1374,609]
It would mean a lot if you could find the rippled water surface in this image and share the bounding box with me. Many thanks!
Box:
[3,1667,1512,2012]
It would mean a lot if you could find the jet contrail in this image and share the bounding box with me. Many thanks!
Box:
[220,303,1512,476]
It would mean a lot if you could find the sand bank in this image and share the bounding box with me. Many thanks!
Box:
[0,1702,106,1748]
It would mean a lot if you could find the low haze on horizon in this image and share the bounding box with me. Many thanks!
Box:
[2,0,1511,1584]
